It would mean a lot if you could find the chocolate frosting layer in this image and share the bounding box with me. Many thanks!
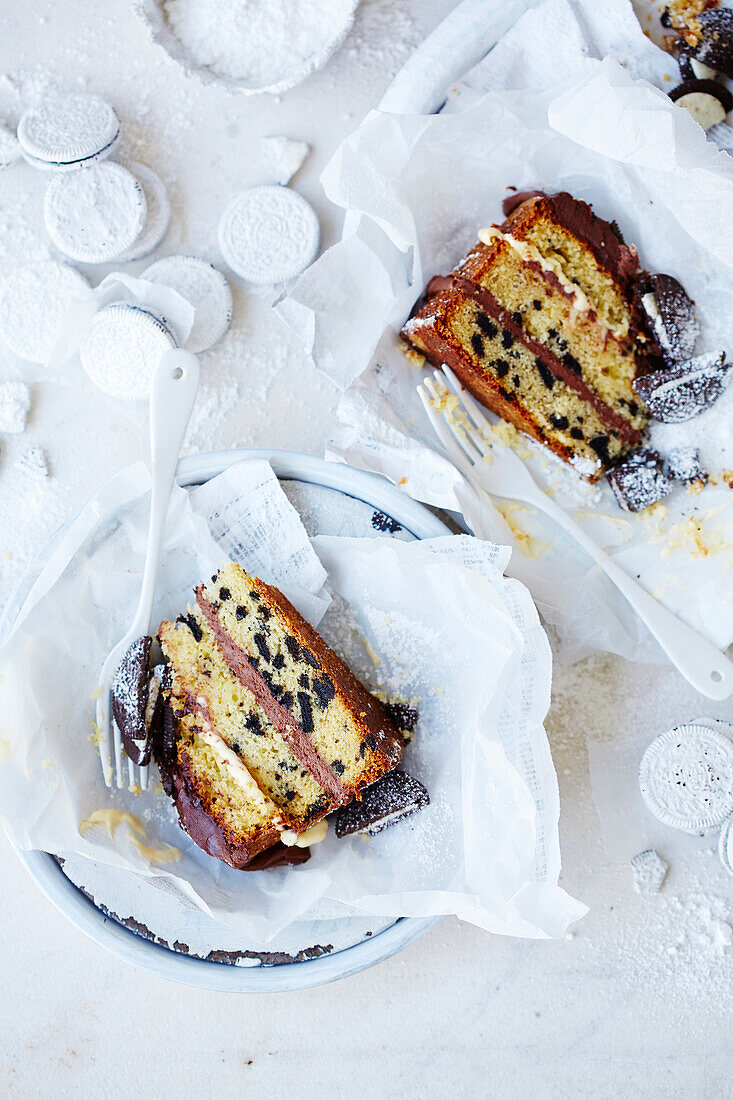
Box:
[196,589,351,806]
[242,843,312,871]
[426,274,641,444]
[501,190,639,293]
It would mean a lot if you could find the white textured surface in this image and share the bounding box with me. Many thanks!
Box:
[2,0,733,1097]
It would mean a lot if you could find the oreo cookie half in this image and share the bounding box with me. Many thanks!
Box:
[607,451,672,513]
[111,639,166,766]
[687,9,733,80]
[334,770,430,838]
[633,351,730,423]
[662,445,707,484]
[675,46,718,81]
[640,273,698,363]
[669,79,733,129]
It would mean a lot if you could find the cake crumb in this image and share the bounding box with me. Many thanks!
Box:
[631,849,669,894]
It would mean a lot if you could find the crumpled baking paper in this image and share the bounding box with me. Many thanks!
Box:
[277,0,733,665]
[0,457,584,941]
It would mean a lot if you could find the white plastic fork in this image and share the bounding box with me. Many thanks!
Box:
[97,348,200,788]
[417,365,733,701]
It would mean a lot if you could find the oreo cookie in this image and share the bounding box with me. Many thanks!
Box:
[686,9,733,80]
[662,445,707,484]
[112,636,155,765]
[675,47,718,81]
[334,770,430,838]
[607,451,672,513]
[380,700,419,736]
[668,79,733,129]
[633,351,730,423]
[640,273,699,363]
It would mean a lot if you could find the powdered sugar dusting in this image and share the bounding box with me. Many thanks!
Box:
[162,0,351,87]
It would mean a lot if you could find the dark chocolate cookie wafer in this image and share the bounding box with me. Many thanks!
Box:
[686,9,733,79]
[335,770,429,838]
[669,79,733,129]
[640,273,699,363]
[380,700,419,737]
[111,638,165,765]
[607,450,672,513]
[663,445,707,483]
[633,351,730,423]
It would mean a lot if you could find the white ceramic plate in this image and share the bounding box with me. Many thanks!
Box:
[8,448,451,992]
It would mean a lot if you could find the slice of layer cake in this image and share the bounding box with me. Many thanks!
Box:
[156,562,403,869]
[402,191,663,479]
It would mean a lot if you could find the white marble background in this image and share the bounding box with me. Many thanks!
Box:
[1,1,732,1097]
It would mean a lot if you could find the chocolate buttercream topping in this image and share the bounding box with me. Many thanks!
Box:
[501,190,639,293]
[425,274,642,444]
[501,189,544,217]
[242,843,312,871]
[195,589,351,806]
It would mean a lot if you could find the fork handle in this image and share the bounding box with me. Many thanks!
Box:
[537,494,733,700]
[131,349,200,637]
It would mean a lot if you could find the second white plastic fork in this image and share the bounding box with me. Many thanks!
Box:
[417,364,733,701]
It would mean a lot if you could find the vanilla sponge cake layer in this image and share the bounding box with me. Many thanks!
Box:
[198,565,401,795]
[456,239,648,433]
[406,288,628,474]
[159,613,327,827]
[173,708,280,859]
[502,197,635,337]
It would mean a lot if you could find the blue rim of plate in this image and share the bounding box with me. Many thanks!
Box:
[8,448,451,992]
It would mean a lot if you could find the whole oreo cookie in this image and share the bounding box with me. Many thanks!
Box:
[668,79,733,129]
[686,9,733,79]
[633,351,730,423]
[640,273,699,363]
[607,451,672,513]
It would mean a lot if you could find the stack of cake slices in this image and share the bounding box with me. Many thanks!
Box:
[155,563,405,869]
[401,191,665,480]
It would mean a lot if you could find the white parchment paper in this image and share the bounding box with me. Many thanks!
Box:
[277,0,733,664]
[0,458,584,941]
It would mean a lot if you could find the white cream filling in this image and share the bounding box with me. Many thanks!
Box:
[143,674,160,734]
[674,91,726,131]
[478,225,628,339]
[691,59,718,80]
[194,702,288,830]
[281,820,329,848]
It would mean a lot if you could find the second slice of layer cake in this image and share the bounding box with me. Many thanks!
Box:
[402,191,660,479]
[157,562,403,868]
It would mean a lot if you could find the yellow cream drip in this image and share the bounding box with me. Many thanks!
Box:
[478,226,629,339]
[494,502,549,558]
[78,809,182,865]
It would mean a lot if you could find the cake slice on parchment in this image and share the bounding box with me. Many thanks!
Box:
[155,562,404,869]
[401,191,665,481]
